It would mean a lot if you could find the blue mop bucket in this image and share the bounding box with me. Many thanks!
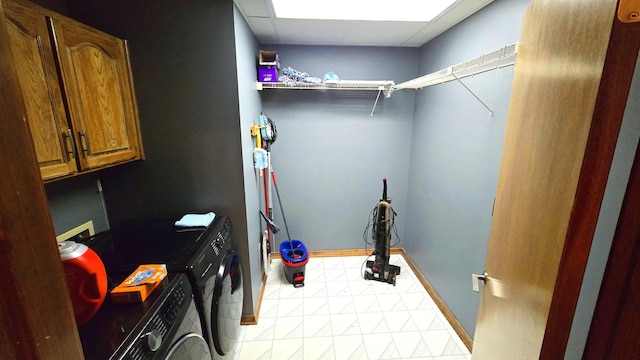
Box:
[280,240,308,287]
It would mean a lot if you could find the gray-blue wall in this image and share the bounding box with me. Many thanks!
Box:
[45,174,109,236]
[260,46,417,252]
[405,0,530,337]
[233,5,265,313]
[409,0,640,348]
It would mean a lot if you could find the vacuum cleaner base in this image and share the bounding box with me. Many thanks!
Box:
[364,260,401,286]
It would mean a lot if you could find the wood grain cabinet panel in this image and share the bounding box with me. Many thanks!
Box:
[1,0,143,181]
[49,15,143,171]
[3,1,77,180]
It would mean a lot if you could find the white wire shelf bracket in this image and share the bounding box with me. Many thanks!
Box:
[393,42,518,91]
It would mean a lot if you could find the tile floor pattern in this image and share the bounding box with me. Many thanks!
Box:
[234,255,472,360]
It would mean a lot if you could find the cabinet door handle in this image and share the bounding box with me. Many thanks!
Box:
[78,129,91,155]
[62,129,77,160]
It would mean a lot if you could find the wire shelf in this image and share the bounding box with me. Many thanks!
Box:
[257,80,395,93]
[393,42,518,91]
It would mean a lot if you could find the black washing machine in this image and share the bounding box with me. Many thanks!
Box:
[79,273,211,359]
[87,216,243,359]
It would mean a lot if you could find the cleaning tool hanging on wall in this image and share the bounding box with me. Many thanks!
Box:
[259,112,277,143]
[262,113,276,254]
[252,116,271,274]
[257,112,278,275]
[251,120,271,274]
[253,148,268,170]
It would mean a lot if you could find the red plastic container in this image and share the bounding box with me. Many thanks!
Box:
[58,241,108,326]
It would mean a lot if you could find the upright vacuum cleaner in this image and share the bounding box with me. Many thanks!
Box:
[364,178,401,285]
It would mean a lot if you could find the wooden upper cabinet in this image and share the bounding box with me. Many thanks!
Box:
[1,0,143,181]
[3,1,78,180]
[49,15,143,171]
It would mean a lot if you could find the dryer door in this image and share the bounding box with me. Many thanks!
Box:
[164,333,210,360]
[164,296,211,360]
[211,250,243,356]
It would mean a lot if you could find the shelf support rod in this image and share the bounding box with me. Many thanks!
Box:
[452,73,494,116]
[371,89,382,116]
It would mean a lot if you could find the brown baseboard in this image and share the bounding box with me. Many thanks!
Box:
[399,249,473,352]
[271,247,403,259]
[240,273,266,326]
[249,248,473,352]
[240,315,257,325]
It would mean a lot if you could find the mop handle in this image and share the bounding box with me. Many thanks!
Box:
[272,170,293,246]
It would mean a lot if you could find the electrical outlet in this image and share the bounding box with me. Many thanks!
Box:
[56,220,95,242]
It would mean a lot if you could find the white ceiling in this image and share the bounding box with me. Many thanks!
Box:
[233,0,495,47]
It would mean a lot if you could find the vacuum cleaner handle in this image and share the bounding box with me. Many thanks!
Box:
[382,178,388,202]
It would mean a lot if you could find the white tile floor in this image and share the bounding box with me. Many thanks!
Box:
[235,254,472,360]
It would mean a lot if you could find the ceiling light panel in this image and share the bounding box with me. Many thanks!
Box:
[271,0,458,22]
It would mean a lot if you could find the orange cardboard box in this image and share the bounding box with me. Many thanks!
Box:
[110,264,167,304]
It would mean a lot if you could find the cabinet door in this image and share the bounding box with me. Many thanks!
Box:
[3,1,78,180]
[49,16,142,170]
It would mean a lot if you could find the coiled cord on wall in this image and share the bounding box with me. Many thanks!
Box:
[260,112,278,145]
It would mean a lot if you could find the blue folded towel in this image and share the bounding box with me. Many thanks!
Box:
[175,212,215,227]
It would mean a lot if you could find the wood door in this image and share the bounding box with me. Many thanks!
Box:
[0,2,84,357]
[583,128,640,359]
[2,1,78,180]
[49,15,142,170]
[472,1,640,359]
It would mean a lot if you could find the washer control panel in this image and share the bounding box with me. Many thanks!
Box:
[210,217,231,256]
[191,216,232,284]
[125,278,190,360]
